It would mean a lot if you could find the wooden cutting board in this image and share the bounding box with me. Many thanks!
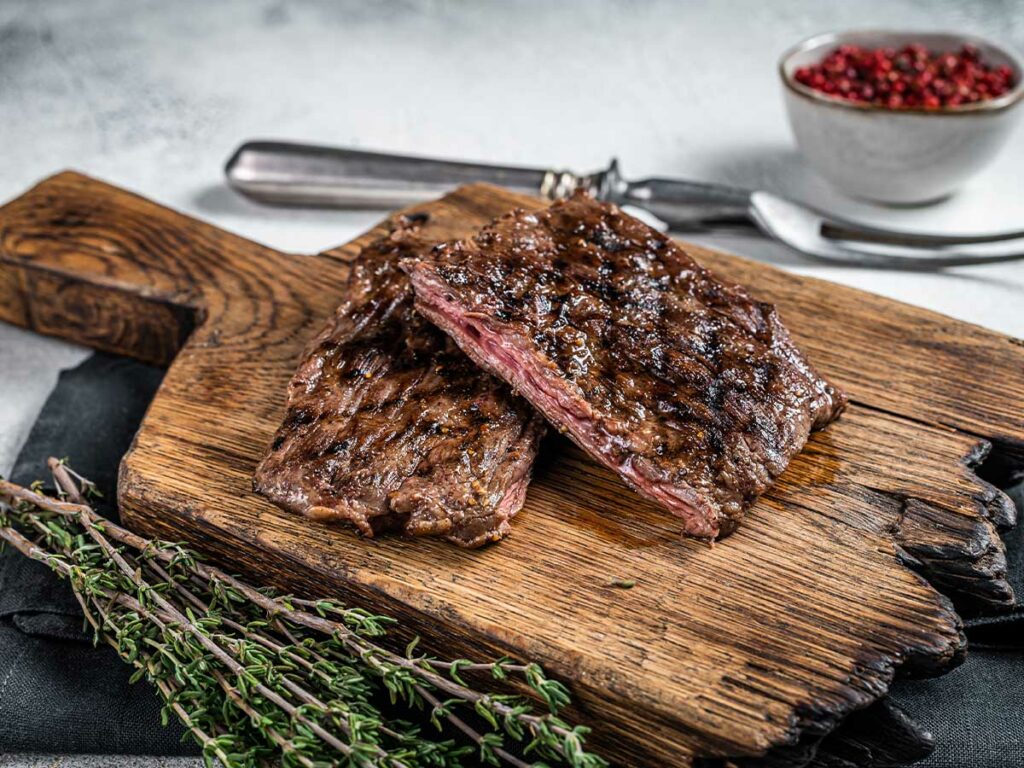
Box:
[1,172,1021,766]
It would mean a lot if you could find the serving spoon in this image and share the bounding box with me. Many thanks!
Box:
[225,141,1024,270]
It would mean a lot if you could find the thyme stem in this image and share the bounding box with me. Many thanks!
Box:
[0,462,606,768]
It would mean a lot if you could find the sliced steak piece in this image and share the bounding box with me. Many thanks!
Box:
[402,193,845,539]
[254,215,545,548]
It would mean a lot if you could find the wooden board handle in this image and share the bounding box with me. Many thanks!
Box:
[0,171,290,364]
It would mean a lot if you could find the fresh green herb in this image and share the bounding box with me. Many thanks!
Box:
[0,458,606,768]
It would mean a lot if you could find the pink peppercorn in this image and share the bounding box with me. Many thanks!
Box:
[793,43,1016,109]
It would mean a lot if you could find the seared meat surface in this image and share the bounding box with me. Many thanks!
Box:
[402,194,845,539]
[254,216,545,548]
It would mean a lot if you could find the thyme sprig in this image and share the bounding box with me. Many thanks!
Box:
[0,458,606,768]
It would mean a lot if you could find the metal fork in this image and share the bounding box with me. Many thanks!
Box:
[225,142,1024,270]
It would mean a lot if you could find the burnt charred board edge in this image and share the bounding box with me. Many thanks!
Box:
[0,171,1020,767]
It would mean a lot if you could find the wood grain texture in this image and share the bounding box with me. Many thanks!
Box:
[1,172,1021,767]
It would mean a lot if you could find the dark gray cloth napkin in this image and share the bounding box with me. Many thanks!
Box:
[0,353,195,755]
[0,352,1020,764]
[888,482,1024,768]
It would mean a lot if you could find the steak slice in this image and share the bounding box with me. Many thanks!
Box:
[402,193,846,539]
[254,215,545,548]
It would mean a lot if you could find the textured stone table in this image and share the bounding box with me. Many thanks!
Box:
[0,0,1021,765]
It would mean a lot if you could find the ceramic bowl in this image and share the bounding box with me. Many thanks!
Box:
[779,31,1024,204]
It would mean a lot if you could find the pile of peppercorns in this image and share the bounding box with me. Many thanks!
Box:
[793,44,1016,109]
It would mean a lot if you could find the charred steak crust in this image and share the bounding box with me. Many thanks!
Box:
[254,216,546,548]
[402,193,845,539]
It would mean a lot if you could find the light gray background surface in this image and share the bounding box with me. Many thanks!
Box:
[1,0,1022,765]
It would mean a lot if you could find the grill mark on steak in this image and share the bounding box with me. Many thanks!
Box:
[254,216,545,548]
[402,193,846,539]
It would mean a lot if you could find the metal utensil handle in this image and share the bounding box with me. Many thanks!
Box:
[225,141,557,208]
[617,177,755,229]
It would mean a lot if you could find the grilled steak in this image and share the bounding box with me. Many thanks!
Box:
[254,216,545,548]
[402,193,846,539]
